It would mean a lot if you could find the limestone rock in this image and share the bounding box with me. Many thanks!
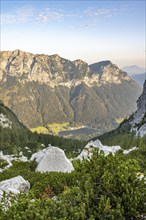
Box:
[0,151,28,173]
[136,80,146,115]
[0,176,30,198]
[77,139,138,160]
[123,147,138,155]
[0,176,30,210]
[77,139,121,160]
[130,80,146,137]
[0,151,12,172]
[0,113,12,128]
[31,146,74,173]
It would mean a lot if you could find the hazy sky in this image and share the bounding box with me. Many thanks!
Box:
[1,0,145,68]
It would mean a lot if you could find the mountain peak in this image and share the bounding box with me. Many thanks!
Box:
[89,60,115,73]
[73,59,87,64]
[12,49,28,56]
[73,59,89,70]
[96,60,113,66]
[49,54,62,59]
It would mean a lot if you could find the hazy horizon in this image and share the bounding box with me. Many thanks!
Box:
[1,0,145,68]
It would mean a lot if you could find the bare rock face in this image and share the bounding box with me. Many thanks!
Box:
[137,80,146,115]
[130,80,146,137]
[0,113,12,128]
[31,146,74,173]
[89,61,131,84]
[0,50,142,136]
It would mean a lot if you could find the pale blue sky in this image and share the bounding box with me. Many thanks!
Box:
[1,0,145,68]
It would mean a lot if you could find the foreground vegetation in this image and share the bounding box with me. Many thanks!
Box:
[0,149,145,220]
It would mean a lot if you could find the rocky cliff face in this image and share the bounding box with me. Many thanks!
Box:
[0,50,131,87]
[137,80,146,114]
[0,50,142,135]
[130,80,146,137]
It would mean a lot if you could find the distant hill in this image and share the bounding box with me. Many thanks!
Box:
[122,65,145,87]
[122,65,145,75]
[130,73,145,87]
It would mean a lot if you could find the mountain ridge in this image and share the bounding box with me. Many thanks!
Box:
[0,50,142,137]
[0,49,131,87]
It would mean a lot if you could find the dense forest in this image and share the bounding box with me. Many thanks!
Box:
[0,102,86,158]
[0,126,86,158]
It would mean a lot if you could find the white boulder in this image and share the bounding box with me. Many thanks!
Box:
[30,147,47,163]
[0,176,30,210]
[31,146,74,173]
[0,176,30,196]
[123,146,138,154]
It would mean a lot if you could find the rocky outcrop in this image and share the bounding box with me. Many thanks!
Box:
[137,80,146,115]
[89,61,130,84]
[0,151,12,172]
[77,139,137,160]
[0,176,30,209]
[31,145,74,173]
[0,176,30,196]
[0,113,12,128]
[130,80,146,137]
[0,151,28,173]
[0,101,25,130]
[77,139,121,160]
[0,50,141,136]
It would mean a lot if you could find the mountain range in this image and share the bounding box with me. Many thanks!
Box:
[0,50,142,137]
[122,65,145,75]
[130,73,145,87]
[122,65,145,87]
